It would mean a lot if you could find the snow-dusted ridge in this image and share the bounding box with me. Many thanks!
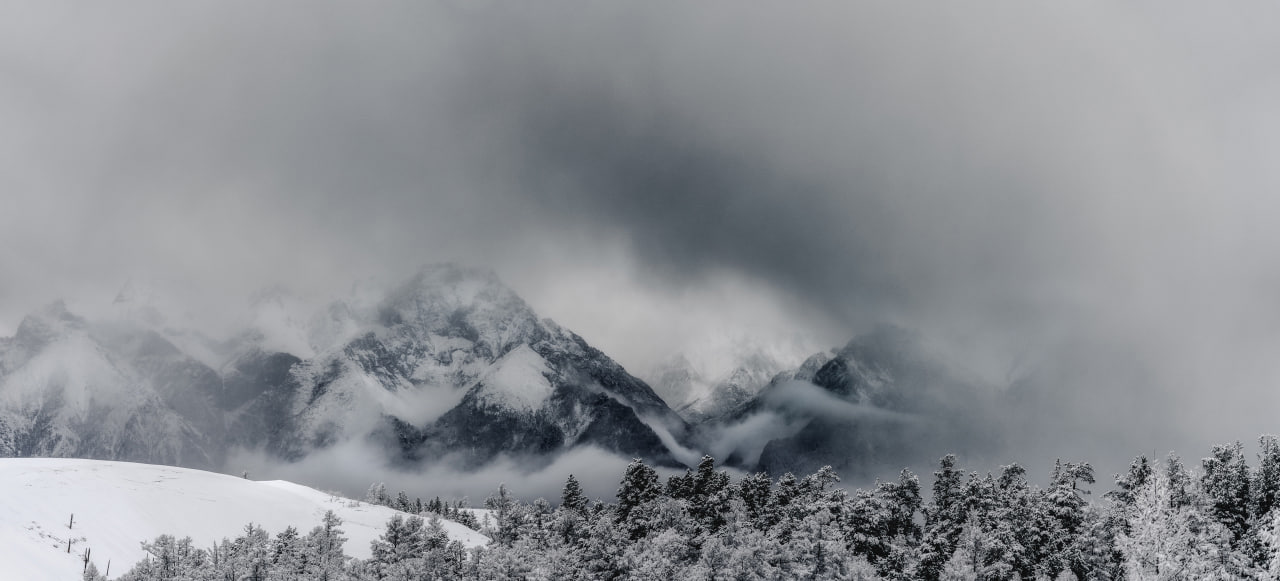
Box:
[0,458,488,580]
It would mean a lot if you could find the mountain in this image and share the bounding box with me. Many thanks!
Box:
[647,339,807,424]
[0,458,488,579]
[0,264,695,476]
[697,326,1003,479]
[0,301,228,469]
[0,264,1005,486]
[251,264,692,468]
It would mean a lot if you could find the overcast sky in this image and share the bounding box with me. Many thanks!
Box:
[5,2,1280,464]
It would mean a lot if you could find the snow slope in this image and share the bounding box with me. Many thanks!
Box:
[0,458,488,580]
[470,344,554,411]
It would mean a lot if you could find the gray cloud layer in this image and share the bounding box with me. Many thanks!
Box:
[6,1,1280,474]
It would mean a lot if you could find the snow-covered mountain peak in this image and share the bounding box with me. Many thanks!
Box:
[12,301,86,349]
[385,264,524,314]
[374,263,545,359]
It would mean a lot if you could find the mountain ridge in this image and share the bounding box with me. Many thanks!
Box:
[0,264,694,474]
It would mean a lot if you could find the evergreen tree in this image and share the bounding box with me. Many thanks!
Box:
[1257,435,1280,521]
[1108,456,1153,508]
[1116,466,1242,580]
[561,474,589,514]
[919,455,969,581]
[1202,441,1252,543]
[364,483,389,507]
[1166,453,1194,509]
[737,471,774,531]
[616,459,662,540]
[306,510,348,581]
[687,455,732,533]
[270,526,306,581]
[484,483,520,547]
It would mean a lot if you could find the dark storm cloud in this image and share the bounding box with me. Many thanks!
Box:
[6,1,1280,476]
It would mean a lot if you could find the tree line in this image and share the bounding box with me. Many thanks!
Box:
[103,435,1280,580]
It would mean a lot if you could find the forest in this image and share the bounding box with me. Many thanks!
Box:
[102,436,1280,580]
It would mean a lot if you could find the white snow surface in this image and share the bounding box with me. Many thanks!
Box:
[471,344,554,411]
[0,458,488,580]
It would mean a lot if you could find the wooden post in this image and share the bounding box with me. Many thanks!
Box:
[83,547,90,573]
[68,513,74,529]
[66,538,71,553]
[105,560,110,578]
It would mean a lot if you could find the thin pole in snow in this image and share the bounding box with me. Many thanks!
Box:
[68,513,74,529]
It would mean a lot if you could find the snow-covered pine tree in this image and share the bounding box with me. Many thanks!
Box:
[364,483,389,507]
[1108,456,1153,508]
[306,510,348,581]
[1117,463,1242,580]
[687,455,732,534]
[736,471,774,531]
[561,474,588,514]
[616,459,661,541]
[1202,441,1253,544]
[484,483,520,547]
[919,455,969,581]
[269,526,306,581]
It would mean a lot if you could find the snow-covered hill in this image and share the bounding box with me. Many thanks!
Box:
[0,458,488,580]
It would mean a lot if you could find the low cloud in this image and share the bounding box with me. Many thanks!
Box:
[229,441,683,505]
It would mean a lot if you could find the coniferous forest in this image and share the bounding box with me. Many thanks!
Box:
[104,436,1280,581]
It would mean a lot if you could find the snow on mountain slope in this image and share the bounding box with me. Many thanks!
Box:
[0,458,488,580]
[470,344,554,411]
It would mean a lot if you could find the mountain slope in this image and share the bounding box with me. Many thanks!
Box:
[0,302,227,468]
[0,458,488,580]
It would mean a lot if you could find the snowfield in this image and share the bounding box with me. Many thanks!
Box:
[0,458,488,580]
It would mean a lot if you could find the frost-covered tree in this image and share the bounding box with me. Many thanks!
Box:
[1202,441,1252,544]
[364,483,389,507]
[561,473,588,514]
[119,535,207,581]
[1116,464,1241,580]
[484,483,520,547]
[1257,436,1280,521]
[737,471,774,531]
[269,526,306,581]
[616,459,662,540]
[919,455,968,581]
[306,510,348,581]
[369,513,425,575]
